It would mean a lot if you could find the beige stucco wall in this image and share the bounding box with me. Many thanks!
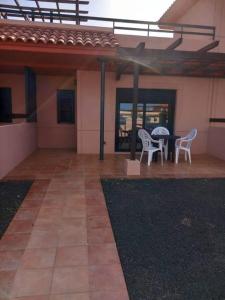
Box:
[162,0,225,40]
[173,0,225,159]
[77,70,213,154]
[174,0,225,123]
[0,69,224,158]
[177,0,215,27]
[0,123,37,179]
[0,73,76,149]
[36,75,76,149]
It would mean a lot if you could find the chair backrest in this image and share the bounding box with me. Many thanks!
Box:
[138,129,153,150]
[151,126,170,135]
[183,128,198,148]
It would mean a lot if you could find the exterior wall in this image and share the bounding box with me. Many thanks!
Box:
[175,0,225,159]
[208,127,225,160]
[174,0,215,27]
[77,71,116,154]
[115,34,208,51]
[0,73,25,120]
[77,70,212,154]
[174,0,225,46]
[207,78,225,159]
[159,0,198,23]
[0,123,37,179]
[37,75,76,149]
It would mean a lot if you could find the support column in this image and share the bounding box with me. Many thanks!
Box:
[25,67,37,123]
[76,0,80,25]
[125,63,140,175]
[130,63,139,160]
[99,58,106,160]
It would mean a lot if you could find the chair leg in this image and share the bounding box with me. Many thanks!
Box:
[148,151,153,166]
[160,150,163,166]
[175,148,179,164]
[185,151,187,161]
[164,143,168,160]
[188,149,192,164]
[140,150,144,162]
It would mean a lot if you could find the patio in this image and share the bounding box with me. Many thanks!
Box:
[1,149,225,299]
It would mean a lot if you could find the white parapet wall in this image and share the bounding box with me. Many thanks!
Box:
[0,122,37,179]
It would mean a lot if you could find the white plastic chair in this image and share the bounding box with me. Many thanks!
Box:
[151,126,170,160]
[138,129,164,166]
[175,128,197,164]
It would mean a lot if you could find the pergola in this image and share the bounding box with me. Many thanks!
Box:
[98,40,225,161]
[0,0,89,24]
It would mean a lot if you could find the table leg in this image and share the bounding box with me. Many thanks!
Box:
[168,139,175,162]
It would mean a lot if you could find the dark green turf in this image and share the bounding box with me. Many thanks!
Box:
[0,180,33,238]
[101,178,225,300]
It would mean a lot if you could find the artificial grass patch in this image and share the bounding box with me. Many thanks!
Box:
[0,180,33,238]
[102,178,225,300]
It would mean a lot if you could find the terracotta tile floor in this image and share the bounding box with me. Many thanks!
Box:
[1,149,225,300]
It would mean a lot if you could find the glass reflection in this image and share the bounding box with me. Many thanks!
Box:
[117,102,169,151]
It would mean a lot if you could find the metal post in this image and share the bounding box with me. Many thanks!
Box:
[130,63,139,160]
[76,0,80,25]
[99,58,106,160]
[31,9,35,21]
[50,10,53,23]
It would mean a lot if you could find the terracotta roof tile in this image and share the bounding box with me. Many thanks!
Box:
[0,24,119,48]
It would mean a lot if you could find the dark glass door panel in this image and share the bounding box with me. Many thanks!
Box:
[115,89,176,152]
[144,103,169,131]
[118,103,143,151]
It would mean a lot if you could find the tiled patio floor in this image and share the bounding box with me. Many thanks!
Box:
[1,150,225,300]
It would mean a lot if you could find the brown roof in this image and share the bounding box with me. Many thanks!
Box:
[0,23,119,48]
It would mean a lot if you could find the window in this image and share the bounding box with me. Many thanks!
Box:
[0,88,12,123]
[57,90,75,124]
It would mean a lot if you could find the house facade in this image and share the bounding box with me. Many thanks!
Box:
[1,0,225,178]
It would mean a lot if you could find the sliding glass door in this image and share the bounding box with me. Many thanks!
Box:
[115,89,176,152]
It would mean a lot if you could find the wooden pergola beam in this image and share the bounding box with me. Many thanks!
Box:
[0,4,88,14]
[197,40,219,53]
[55,0,62,23]
[166,37,183,50]
[14,0,29,21]
[76,0,80,25]
[116,42,145,80]
[27,0,89,4]
[116,46,225,78]
[34,0,44,22]
[118,47,225,65]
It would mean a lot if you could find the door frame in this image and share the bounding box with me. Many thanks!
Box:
[115,88,176,152]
